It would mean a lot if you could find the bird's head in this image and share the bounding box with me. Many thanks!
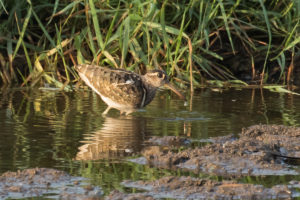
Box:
[143,70,185,100]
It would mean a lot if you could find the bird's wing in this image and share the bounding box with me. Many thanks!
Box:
[76,64,146,108]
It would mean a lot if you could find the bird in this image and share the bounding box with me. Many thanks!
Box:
[75,64,185,115]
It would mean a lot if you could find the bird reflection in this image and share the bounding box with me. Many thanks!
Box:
[76,116,147,160]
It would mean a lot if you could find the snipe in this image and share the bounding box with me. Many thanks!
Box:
[75,64,185,115]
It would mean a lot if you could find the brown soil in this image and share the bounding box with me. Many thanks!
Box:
[107,176,298,200]
[0,168,103,199]
[131,124,300,176]
[118,124,300,199]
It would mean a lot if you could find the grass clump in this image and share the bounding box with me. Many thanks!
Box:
[0,0,299,89]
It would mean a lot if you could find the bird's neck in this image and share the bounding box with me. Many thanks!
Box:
[141,76,158,106]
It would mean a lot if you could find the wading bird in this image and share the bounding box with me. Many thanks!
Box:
[75,64,185,115]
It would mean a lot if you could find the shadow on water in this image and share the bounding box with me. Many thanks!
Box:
[0,87,300,196]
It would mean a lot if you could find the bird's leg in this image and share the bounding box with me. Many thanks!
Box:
[102,106,111,116]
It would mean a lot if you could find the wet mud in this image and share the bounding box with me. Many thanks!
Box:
[1,125,300,199]
[107,176,299,200]
[120,124,300,199]
[131,124,300,176]
[0,168,102,199]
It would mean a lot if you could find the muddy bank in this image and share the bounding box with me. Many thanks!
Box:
[116,125,300,199]
[1,125,300,199]
[0,168,102,199]
[131,124,300,176]
[107,176,300,200]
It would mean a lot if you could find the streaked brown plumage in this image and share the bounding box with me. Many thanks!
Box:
[75,64,185,115]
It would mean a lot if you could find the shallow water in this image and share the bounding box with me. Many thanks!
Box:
[0,87,300,195]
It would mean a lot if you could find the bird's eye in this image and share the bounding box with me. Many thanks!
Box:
[157,72,163,78]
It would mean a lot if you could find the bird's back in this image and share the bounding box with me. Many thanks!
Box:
[75,64,147,110]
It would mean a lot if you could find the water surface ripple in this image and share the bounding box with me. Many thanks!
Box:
[0,87,300,194]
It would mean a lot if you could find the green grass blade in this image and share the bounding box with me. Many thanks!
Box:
[0,0,8,14]
[13,2,32,60]
[21,39,33,73]
[198,45,223,60]
[104,3,119,47]
[217,0,235,52]
[284,36,300,51]
[160,1,172,71]
[264,86,300,95]
[174,7,187,59]
[32,10,56,48]
[47,0,59,25]
[131,38,147,66]
[86,25,96,57]
[143,21,189,39]
[51,0,81,17]
[89,0,104,50]
[6,33,13,79]
[55,24,70,81]
[120,17,130,68]
[103,50,118,68]
[16,68,27,85]
[276,52,285,79]
[258,0,272,83]
[75,32,86,65]
[1,36,43,51]
[283,20,300,51]
[193,54,215,79]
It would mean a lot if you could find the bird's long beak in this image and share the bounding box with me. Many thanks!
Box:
[164,83,186,100]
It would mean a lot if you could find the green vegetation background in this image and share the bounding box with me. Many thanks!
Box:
[0,0,299,89]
